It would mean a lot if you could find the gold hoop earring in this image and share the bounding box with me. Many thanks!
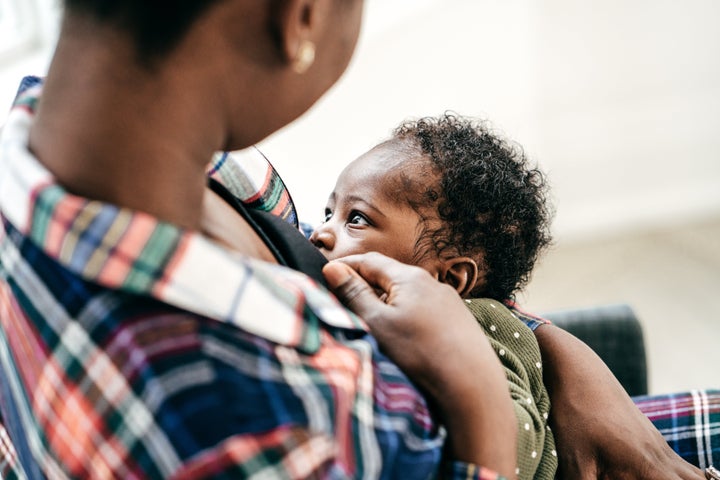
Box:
[293,40,316,74]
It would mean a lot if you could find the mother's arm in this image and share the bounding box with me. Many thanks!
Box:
[534,324,704,479]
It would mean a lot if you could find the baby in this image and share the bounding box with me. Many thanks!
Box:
[309,113,556,480]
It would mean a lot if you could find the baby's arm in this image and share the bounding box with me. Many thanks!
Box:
[465,299,557,480]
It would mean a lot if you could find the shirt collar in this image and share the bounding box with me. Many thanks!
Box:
[0,79,366,353]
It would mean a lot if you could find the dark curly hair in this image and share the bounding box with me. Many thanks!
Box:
[392,113,553,301]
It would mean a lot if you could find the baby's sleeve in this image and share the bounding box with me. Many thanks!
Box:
[465,299,557,480]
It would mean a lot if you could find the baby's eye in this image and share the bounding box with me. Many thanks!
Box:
[348,211,370,226]
[323,209,332,223]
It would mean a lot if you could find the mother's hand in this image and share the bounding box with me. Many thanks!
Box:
[323,252,517,477]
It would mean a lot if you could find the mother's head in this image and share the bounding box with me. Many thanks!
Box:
[59,0,364,150]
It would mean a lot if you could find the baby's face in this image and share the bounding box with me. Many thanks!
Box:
[310,141,435,269]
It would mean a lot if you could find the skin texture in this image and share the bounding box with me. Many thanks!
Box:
[312,141,439,267]
[311,139,479,296]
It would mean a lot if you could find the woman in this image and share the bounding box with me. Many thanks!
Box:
[0,1,709,478]
[0,1,515,478]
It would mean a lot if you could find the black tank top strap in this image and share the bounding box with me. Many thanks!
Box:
[208,178,329,287]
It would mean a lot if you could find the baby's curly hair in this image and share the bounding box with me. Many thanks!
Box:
[392,113,553,301]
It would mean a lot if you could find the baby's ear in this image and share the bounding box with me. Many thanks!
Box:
[440,257,479,298]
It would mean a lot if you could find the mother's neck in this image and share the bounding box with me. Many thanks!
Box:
[28,15,248,230]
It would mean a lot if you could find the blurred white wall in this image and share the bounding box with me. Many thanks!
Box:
[0,0,59,111]
[527,1,720,241]
[2,0,719,239]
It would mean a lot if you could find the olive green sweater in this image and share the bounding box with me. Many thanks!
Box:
[465,299,557,480]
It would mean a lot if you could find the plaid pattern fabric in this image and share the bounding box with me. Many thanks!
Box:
[506,303,550,332]
[634,389,720,469]
[0,418,22,479]
[206,148,298,228]
[0,80,507,479]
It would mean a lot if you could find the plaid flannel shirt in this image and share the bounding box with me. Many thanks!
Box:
[0,79,507,479]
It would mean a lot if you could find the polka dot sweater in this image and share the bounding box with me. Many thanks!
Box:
[465,299,557,480]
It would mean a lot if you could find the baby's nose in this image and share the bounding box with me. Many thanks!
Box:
[310,226,335,251]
